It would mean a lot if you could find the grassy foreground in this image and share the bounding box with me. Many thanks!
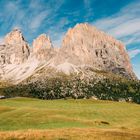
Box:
[0,97,140,139]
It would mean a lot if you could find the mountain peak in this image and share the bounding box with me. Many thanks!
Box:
[33,34,53,53]
[32,34,55,61]
[0,29,30,65]
[58,23,135,79]
[0,23,137,83]
[4,29,25,45]
[74,23,93,29]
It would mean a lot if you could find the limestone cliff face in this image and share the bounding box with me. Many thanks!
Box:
[32,34,54,61]
[33,34,52,53]
[0,23,137,84]
[54,23,135,78]
[0,29,30,65]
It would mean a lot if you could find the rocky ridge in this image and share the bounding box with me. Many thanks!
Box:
[33,34,52,52]
[2,29,30,65]
[32,34,55,61]
[0,23,137,84]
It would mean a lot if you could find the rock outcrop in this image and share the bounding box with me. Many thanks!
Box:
[54,23,135,79]
[33,34,52,53]
[32,34,54,61]
[0,23,137,84]
[0,29,30,65]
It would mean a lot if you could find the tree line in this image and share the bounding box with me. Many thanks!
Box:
[1,76,140,104]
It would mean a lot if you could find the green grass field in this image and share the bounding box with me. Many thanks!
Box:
[0,97,140,139]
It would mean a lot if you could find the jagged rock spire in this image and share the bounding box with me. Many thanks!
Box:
[32,34,54,61]
[0,23,137,82]
[0,29,30,65]
[32,34,53,53]
[57,23,135,79]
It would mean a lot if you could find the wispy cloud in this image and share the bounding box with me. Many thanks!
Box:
[0,37,4,45]
[46,17,70,47]
[92,1,140,78]
[93,1,140,48]
[83,0,94,19]
[29,10,49,30]
[128,49,140,58]
[133,64,140,79]
[0,0,65,43]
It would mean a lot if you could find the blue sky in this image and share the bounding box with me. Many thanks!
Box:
[0,0,139,78]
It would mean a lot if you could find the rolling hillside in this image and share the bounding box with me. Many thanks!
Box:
[0,97,140,139]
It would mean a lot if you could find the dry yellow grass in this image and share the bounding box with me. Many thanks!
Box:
[0,98,140,139]
[0,128,140,140]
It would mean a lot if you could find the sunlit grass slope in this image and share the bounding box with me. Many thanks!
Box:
[0,97,140,139]
[0,97,140,130]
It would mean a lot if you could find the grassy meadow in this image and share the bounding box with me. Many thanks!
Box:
[0,97,140,139]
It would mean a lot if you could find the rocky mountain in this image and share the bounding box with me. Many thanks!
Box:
[52,24,134,78]
[0,23,137,85]
[33,34,52,52]
[0,29,30,65]
[32,34,55,61]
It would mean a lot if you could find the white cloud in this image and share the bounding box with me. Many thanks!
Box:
[92,1,140,47]
[5,1,18,11]
[0,37,4,45]
[46,17,70,47]
[0,0,66,44]
[29,11,49,30]
[133,65,140,79]
[83,0,94,19]
[108,19,140,38]
[122,33,140,45]
[84,0,91,8]
[128,49,140,58]
[52,31,66,47]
